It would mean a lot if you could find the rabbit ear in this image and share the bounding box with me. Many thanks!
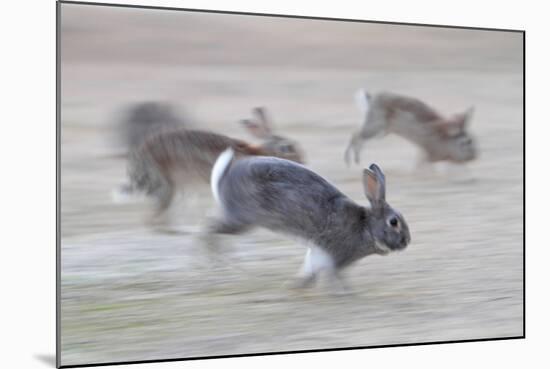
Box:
[363,163,386,206]
[252,107,274,136]
[253,107,270,125]
[435,108,473,137]
[240,118,271,139]
[450,106,475,128]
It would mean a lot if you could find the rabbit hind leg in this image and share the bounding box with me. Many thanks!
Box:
[147,180,176,231]
[199,218,251,269]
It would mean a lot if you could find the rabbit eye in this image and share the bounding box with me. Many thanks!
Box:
[388,217,399,227]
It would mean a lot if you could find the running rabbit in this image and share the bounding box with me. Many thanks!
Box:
[344,89,477,166]
[205,149,410,293]
[112,107,304,229]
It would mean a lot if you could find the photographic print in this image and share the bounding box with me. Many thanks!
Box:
[57,1,524,367]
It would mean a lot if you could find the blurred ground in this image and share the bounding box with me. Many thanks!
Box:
[59,4,523,366]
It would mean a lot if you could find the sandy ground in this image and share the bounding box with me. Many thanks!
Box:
[59,4,524,366]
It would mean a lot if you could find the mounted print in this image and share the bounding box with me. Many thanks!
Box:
[57,1,524,367]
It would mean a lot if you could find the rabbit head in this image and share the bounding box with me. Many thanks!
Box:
[240,107,304,163]
[363,164,410,253]
[434,107,478,163]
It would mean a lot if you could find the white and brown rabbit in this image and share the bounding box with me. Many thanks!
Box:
[112,107,304,230]
[344,89,478,167]
[205,148,410,293]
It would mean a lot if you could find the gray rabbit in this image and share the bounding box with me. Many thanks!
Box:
[205,148,410,292]
[345,89,477,167]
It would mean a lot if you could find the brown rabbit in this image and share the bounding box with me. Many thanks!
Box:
[345,89,478,167]
[112,107,304,230]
